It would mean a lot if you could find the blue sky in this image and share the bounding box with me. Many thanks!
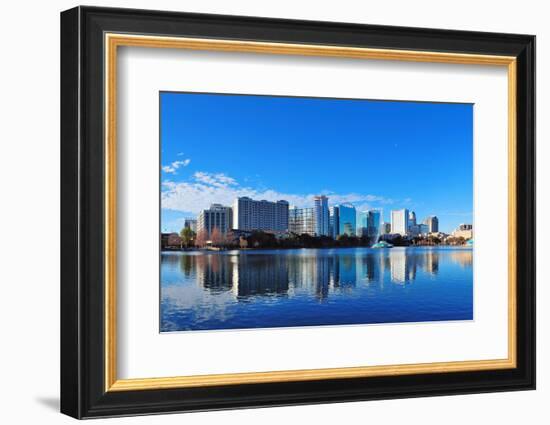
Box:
[160,92,473,234]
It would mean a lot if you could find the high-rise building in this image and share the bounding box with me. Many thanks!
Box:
[358,210,382,237]
[184,218,197,233]
[313,195,330,236]
[391,209,409,235]
[409,211,417,227]
[424,216,439,233]
[289,207,315,236]
[367,210,381,237]
[329,206,340,239]
[232,197,289,233]
[357,211,369,237]
[197,204,233,237]
[338,203,356,236]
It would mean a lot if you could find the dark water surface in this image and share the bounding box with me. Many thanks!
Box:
[160,247,473,332]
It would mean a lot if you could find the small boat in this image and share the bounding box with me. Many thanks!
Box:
[372,241,394,248]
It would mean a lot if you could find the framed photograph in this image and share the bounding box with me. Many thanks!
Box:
[60,6,535,419]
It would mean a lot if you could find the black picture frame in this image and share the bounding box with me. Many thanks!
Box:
[61,5,535,419]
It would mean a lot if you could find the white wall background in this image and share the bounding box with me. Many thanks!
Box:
[0,0,545,423]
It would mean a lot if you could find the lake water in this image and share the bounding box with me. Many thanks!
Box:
[160,247,473,332]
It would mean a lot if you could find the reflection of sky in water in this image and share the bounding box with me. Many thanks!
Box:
[161,247,473,332]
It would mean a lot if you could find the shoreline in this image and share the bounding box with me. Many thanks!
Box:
[161,245,473,253]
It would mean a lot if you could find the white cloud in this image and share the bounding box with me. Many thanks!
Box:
[193,172,237,187]
[162,159,191,174]
[161,171,395,215]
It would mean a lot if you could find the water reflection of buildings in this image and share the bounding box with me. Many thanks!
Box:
[195,255,233,293]
[448,249,473,268]
[231,255,289,297]
[388,249,441,284]
[162,248,472,301]
[389,250,415,283]
[287,256,333,300]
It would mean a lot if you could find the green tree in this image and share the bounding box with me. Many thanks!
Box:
[180,227,195,248]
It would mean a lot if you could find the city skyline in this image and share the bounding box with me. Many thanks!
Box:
[161,92,473,233]
[176,195,448,239]
[188,195,453,241]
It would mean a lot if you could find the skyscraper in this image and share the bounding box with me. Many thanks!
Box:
[232,197,289,232]
[338,203,356,236]
[358,210,382,237]
[329,206,340,239]
[367,210,382,237]
[197,204,233,237]
[424,216,439,233]
[408,211,417,227]
[289,207,315,235]
[313,195,330,236]
[391,209,409,235]
[357,211,369,237]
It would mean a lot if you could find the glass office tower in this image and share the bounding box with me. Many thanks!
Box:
[367,210,381,237]
[313,195,330,236]
[338,203,356,236]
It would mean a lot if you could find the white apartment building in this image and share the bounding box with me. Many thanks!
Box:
[232,197,289,233]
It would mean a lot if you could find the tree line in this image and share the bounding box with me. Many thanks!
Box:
[177,227,470,250]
